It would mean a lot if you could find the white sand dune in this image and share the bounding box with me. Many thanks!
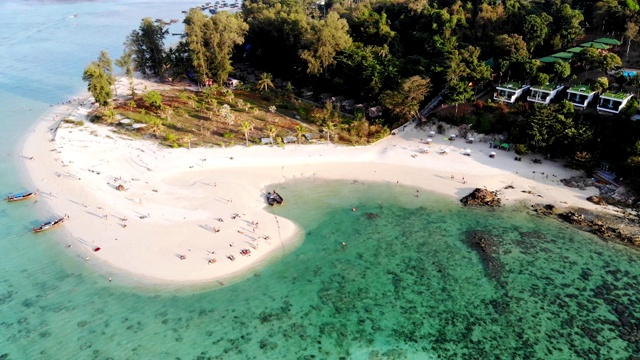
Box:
[18,78,601,286]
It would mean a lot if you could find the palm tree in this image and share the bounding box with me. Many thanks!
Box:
[266,125,277,146]
[148,117,163,135]
[257,72,275,93]
[295,125,306,144]
[324,121,335,143]
[240,121,253,147]
[184,134,195,150]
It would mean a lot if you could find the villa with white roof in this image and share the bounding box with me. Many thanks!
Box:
[494,82,530,103]
[527,84,564,105]
[597,91,633,114]
[566,85,598,109]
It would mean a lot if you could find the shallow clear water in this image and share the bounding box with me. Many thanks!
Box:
[0,1,639,359]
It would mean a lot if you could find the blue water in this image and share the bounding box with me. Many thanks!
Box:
[1,2,640,359]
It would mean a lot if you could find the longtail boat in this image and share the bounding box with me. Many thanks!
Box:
[33,214,69,233]
[266,191,284,206]
[5,191,37,202]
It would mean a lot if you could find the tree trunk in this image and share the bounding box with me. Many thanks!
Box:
[627,39,632,56]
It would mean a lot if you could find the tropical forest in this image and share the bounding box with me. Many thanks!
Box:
[81,0,640,194]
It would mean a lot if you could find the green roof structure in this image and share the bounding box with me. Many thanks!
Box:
[594,37,622,46]
[551,52,574,59]
[532,83,556,91]
[600,92,631,100]
[566,47,584,53]
[497,81,523,89]
[568,84,594,94]
[580,42,610,49]
[538,56,562,63]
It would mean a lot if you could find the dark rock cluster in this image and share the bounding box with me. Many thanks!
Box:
[460,188,501,207]
[465,230,503,286]
[532,205,640,247]
[561,176,596,190]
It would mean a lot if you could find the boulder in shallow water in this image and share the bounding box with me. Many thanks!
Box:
[460,188,501,207]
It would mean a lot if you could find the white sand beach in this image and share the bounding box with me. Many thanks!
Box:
[19,78,602,285]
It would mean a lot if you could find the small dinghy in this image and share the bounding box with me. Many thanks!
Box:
[266,191,284,206]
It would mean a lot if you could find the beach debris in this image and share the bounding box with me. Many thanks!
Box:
[116,184,126,191]
[460,188,501,207]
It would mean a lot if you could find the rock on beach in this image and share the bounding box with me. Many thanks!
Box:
[460,188,501,207]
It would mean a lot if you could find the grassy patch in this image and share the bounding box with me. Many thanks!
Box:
[98,84,387,148]
[62,118,85,126]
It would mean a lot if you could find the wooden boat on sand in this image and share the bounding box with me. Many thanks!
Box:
[6,191,37,202]
[266,191,284,206]
[33,214,69,233]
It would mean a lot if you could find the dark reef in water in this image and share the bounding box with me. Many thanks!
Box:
[465,230,504,286]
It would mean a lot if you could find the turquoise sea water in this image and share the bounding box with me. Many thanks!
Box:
[1,2,640,359]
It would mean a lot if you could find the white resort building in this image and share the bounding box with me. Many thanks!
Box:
[597,92,633,114]
[566,85,598,109]
[494,82,530,103]
[527,84,564,105]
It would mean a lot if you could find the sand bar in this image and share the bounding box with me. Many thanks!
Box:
[18,79,602,285]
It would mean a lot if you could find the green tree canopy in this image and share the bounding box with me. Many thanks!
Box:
[125,18,168,78]
[301,12,352,75]
[381,75,431,125]
[208,12,249,84]
[521,13,552,54]
[115,50,136,98]
[82,52,115,107]
[184,8,212,84]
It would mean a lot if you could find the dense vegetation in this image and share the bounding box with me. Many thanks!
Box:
[81,0,640,196]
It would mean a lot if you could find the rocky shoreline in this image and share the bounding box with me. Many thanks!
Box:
[531,204,640,247]
[459,184,640,247]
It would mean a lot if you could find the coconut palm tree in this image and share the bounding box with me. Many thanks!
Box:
[184,134,195,150]
[295,125,306,144]
[324,121,335,143]
[266,125,277,146]
[257,72,275,93]
[240,121,253,147]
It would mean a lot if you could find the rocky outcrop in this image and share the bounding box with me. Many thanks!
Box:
[460,188,501,207]
[531,204,558,216]
[586,196,606,205]
[532,204,640,247]
[561,176,596,190]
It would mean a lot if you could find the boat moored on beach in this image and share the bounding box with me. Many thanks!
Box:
[33,214,69,233]
[5,191,37,202]
[266,191,284,206]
